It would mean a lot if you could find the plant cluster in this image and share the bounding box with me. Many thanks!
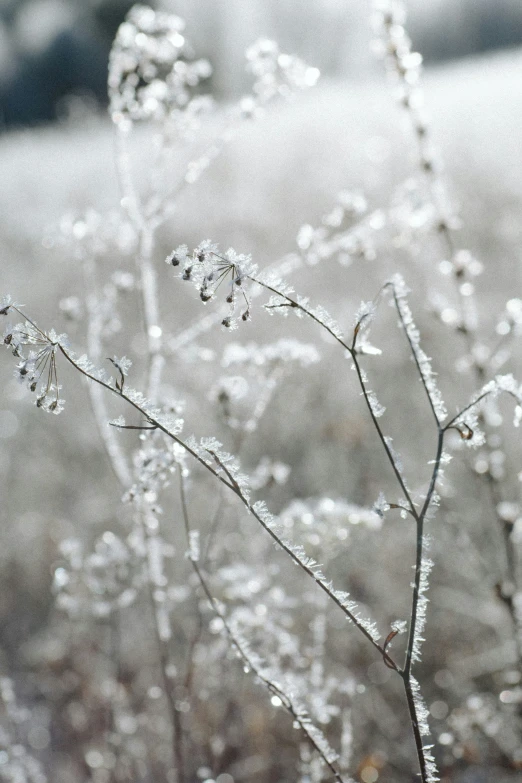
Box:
[1,3,522,783]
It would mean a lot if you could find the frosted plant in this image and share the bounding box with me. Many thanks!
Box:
[371,0,522,772]
[2,300,67,413]
[167,242,258,327]
[8,244,520,779]
[2,3,522,783]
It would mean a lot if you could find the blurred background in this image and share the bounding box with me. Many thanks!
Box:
[2,0,522,128]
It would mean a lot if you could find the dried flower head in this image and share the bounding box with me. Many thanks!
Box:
[2,301,67,414]
[168,241,258,328]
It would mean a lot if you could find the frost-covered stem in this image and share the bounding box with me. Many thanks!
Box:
[115,127,163,402]
[445,388,522,648]
[404,430,443,679]
[379,4,522,669]
[56,342,394,664]
[138,226,164,402]
[378,8,476,336]
[485,472,522,664]
[249,275,351,351]
[249,275,418,519]
[402,678,430,783]
[400,430,444,783]
[139,513,184,783]
[385,283,441,428]
[177,471,347,783]
[351,353,418,519]
[83,258,132,487]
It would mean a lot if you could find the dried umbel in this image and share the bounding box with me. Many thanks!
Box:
[1,296,66,414]
[166,242,258,328]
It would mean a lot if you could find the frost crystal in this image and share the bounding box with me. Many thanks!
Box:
[390,274,447,422]
[451,373,522,446]
[391,619,407,634]
[410,676,431,736]
[411,551,433,663]
[110,415,126,431]
[373,492,390,518]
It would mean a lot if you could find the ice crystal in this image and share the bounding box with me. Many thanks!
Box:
[373,492,390,518]
[411,551,434,663]
[410,676,431,736]
[186,436,251,500]
[390,274,447,422]
[109,355,132,376]
[451,373,522,444]
[110,415,126,431]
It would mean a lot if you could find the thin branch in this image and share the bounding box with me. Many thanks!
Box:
[54,340,397,667]
[177,470,347,783]
[248,276,419,520]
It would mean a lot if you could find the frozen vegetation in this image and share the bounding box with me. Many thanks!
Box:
[1,3,522,783]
